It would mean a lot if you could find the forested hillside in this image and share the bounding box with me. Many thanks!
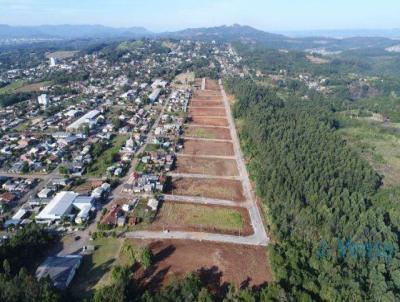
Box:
[225,78,400,301]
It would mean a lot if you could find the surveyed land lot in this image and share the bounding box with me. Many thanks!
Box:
[150,202,252,235]
[123,239,272,291]
[189,107,226,117]
[175,156,238,176]
[190,100,224,107]
[190,116,229,127]
[167,177,245,202]
[185,126,232,140]
[179,139,234,156]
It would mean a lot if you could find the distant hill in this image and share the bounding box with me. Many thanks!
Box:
[162,24,285,42]
[0,24,153,39]
[1,23,398,52]
[162,24,398,51]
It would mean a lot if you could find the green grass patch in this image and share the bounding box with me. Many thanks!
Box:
[87,135,128,177]
[338,116,400,186]
[0,81,25,95]
[144,143,160,152]
[157,202,243,231]
[135,161,146,172]
[71,237,122,298]
[185,127,216,139]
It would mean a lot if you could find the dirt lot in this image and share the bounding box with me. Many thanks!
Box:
[167,177,245,202]
[189,107,226,117]
[193,90,222,99]
[179,139,234,156]
[205,79,220,90]
[175,156,238,176]
[150,202,252,236]
[126,239,272,291]
[191,99,223,107]
[185,126,232,140]
[190,116,229,127]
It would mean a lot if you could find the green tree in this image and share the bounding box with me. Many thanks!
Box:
[138,247,153,269]
[58,165,69,175]
[21,161,29,174]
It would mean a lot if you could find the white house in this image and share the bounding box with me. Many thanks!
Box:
[147,198,159,211]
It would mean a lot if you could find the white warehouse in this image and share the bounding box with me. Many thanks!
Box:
[66,109,100,132]
[36,191,94,224]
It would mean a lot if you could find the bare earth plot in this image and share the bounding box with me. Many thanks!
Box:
[125,239,272,291]
[179,139,234,156]
[167,177,245,202]
[191,100,224,107]
[185,126,231,140]
[175,156,238,176]
[189,107,226,116]
[150,202,252,236]
[194,89,221,96]
[190,116,229,127]
[205,79,221,90]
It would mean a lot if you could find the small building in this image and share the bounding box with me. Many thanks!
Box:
[35,255,82,290]
[148,89,161,102]
[38,94,49,107]
[38,188,54,199]
[147,198,159,211]
[4,208,28,228]
[49,57,56,67]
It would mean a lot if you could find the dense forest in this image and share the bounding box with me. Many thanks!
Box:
[224,77,400,301]
[0,224,60,302]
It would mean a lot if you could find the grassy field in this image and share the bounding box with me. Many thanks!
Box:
[156,202,244,231]
[0,80,51,95]
[185,127,216,139]
[45,50,79,59]
[71,237,122,297]
[87,135,128,177]
[173,72,195,89]
[117,41,144,51]
[338,116,400,186]
[0,81,25,94]
[144,143,161,152]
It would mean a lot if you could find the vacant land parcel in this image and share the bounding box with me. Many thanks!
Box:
[151,202,251,235]
[124,239,272,290]
[179,139,234,156]
[168,177,245,202]
[175,156,238,176]
[185,126,231,139]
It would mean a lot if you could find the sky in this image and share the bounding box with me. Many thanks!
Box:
[0,0,399,32]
